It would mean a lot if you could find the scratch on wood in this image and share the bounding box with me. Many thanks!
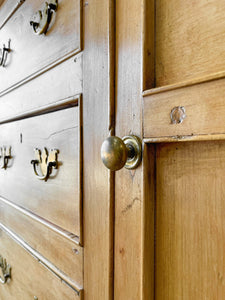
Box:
[122,197,141,214]
[44,126,77,140]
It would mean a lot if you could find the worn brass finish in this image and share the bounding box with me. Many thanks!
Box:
[170,106,186,124]
[101,135,142,171]
[30,0,58,35]
[0,146,11,169]
[122,136,142,170]
[0,255,11,284]
[31,148,58,181]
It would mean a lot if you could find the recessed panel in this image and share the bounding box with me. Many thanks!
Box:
[155,0,225,86]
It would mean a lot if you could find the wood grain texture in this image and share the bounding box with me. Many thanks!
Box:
[156,141,225,299]
[0,53,82,114]
[144,77,225,139]
[143,0,154,90]
[0,227,81,299]
[141,143,155,300]
[114,0,143,298]
[0,197,83,289]
[0,0,81,94]
[0,107,82,237]
[155,0,225,87]
[83,0,114,299]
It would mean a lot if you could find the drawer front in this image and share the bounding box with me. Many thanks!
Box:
[0,0,25,29]
[0,197,83,289]
[0,106,82,238]
[0,53,82,123]
[0,0,81,94]
[0,226,82,299]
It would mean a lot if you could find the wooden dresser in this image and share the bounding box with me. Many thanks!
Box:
[0,0,83,298]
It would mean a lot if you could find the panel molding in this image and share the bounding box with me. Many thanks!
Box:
[0,223,83,294]
[0,94,80,124]
[0,50,82,97]
[143,76,225,139]
[0,0,25,29]
[0,196,80,244]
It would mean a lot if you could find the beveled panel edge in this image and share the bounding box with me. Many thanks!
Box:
[143,75,225,140]
[0,94,80,124]
[0,196,80,245]
[78,95,83,246]
[142,70,225,97]
[0,0,25,29]
[0,49,82,97]
[144,133,225,144]
[0,223,83,294]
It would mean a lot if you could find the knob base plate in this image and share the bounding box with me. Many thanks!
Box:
[122,135,142,170]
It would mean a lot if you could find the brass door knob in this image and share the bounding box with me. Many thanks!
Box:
[101,135,142,171]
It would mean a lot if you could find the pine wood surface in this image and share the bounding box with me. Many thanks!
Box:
[155,0,225,87]
[114,0,146,298]
[0,197,83,289]
[143,76,225,139]
[155,141,225,299]
[83,0,114,299]
[0,54,82,116]
[0,0,81,94]
[0,107,82,237]
[0,227,81,299]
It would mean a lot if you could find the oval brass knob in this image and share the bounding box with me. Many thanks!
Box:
[101,135,142,171]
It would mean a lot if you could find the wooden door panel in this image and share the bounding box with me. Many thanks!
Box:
[156,0,225,87]
[155,141,225,299]
[143,77,225,140]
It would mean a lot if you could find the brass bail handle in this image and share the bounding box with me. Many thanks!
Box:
[101,135,142,171]
[31,148,59,181]
[30,0,58,35]
[0,255,11,284]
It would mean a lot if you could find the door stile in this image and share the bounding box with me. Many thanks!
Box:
[83,0,115,299]
[114,0,155,298]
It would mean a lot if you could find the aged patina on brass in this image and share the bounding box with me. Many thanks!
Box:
[0,255,11,284]
[31,148,59,181]
[101,135,142,171]
[30,0,58,35]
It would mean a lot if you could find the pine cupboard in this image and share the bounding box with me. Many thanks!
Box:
[1,1,225,299]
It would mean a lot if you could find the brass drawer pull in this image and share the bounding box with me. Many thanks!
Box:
[0,255,11,284]
[30,0,58,35]
[31,148,59,181]
[0,146,11,169]
[0,39,11,67]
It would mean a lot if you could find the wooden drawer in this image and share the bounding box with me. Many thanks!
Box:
[0,0,25,29]
[0,0,81,95]
[0,197,83,290]
[0,53,82,120]
[0,226,82,299]
[0,105,82,239]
